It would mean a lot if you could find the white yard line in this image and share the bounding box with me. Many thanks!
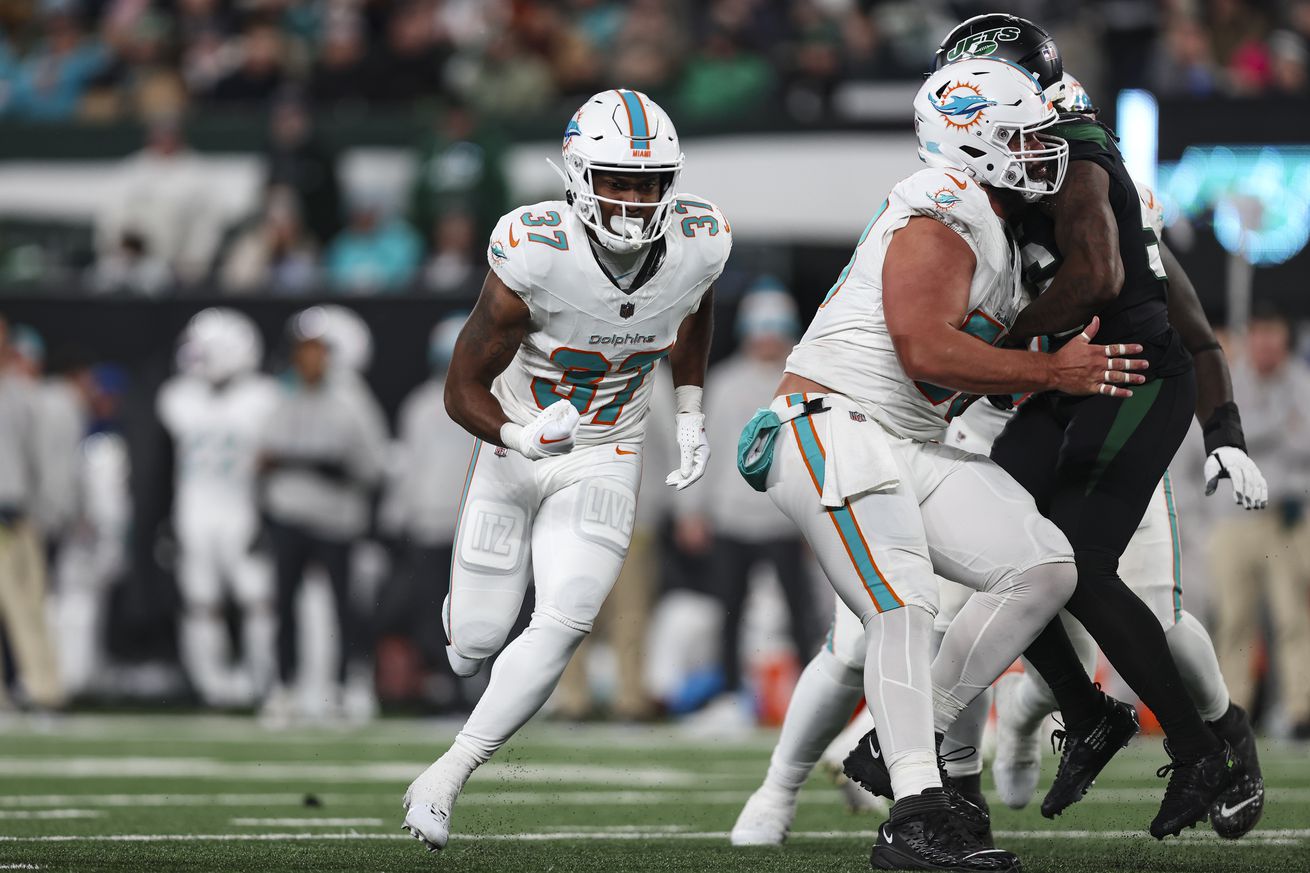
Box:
[0,790,836,809]
[0,714,779,751]
[0,810,101,820]
[1,829,1307,844]
[0,757,706,787]
[230,818,384,827]
[4,786,1310,809]
[0,794,314,808]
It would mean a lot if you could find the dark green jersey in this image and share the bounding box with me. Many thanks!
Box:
[1015,120,1192,377]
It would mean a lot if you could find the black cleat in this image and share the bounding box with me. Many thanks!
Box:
[843,726,894,799]
[1151,740,1238,839]
[1041,695,1139,818]
[949,772,993,848]
[1207,704,1264,839]
[845,728,992,847]
[870,789,1019,872]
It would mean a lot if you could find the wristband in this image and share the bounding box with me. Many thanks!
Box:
[674,385,704,416]
[499,422,524,454]
[1202,401,1247,455]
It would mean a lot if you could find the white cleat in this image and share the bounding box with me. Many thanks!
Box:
[992,672,1043,810]
[402,759,466,852]
[730,785,798,846]
[258,684,297,730]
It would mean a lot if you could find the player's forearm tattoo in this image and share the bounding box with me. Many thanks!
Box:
[461,293,524,386]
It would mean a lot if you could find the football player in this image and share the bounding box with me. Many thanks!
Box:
[734,59,1144,872]
[987,72,1267,841]
[928,15,1250,839]
[159,309,279,708]
[735,66,1268,849]
[401,89,729,852]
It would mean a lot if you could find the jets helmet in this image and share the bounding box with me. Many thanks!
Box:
[933,14,1063,96]
[915,58,1068,200]
[179,308,262,383]
[551,89,684,254]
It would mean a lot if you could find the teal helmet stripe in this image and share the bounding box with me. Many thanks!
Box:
[986,56,1045,95]
[617,89,652,148]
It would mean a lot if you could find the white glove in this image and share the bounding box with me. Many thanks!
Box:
[665,412,710,490]
[501,399,580,460]
[1204,446,1268,510]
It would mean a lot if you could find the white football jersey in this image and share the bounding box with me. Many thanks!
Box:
[487,197,730,445]
[785,168,1024,442]
[947,396,1013,454]
[158,374,279,514]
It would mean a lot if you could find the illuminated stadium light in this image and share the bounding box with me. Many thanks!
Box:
[1160,146,1310,265]
[1116,90,1158,192]
[1116,89,1310,265]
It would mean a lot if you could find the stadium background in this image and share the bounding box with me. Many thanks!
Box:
[1,1,1309,869]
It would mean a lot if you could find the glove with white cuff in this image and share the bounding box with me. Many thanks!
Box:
[1201,401,1267,510]
[1204,447,1268,510]
[500,398,580,461]
[666,385,710,491]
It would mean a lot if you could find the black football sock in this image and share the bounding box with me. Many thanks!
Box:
[1021,620,1105,733]
[1063,551,1221,761]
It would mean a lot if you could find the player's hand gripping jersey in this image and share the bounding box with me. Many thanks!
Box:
[784,168,1024,441]
[486,198,730,446]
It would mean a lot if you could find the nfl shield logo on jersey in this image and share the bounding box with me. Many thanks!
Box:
[620,302,635,319]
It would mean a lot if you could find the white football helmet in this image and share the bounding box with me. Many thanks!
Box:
[915,58,1068,201]
[179,307,262,383]
[318,305,373,374]
[1051,71,1095,115]
[550,89,684,253]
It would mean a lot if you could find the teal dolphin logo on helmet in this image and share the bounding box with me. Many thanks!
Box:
[930,81,998,131]
[933,92,998,119]
[562,117,582,151]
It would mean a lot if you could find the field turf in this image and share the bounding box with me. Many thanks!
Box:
[0,714,1307,872]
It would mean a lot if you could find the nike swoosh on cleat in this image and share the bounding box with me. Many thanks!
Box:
[1218,794,1261,817]
[869,738,881,760]
[882,826,893,844]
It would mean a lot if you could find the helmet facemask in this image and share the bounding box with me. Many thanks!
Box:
[557,151,682,253]
[986,114,1069,201]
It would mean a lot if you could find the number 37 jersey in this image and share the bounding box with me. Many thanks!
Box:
[784,168,1024,442]
[487,197,731,446]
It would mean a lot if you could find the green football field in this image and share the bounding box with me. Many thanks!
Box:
[0,714,1307,872]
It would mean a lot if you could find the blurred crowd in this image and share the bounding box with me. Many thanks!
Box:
[0,0,1305,127]
[84,96,504,297]
[1,293,1309,737]
[0,0,1303,295]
